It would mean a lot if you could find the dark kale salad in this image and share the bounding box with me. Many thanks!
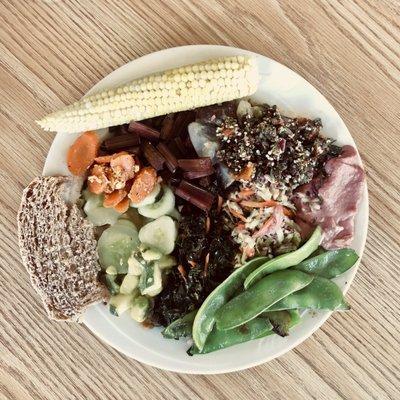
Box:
[151,197,238,327]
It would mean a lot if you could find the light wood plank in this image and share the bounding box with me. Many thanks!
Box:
[1,0,399,399]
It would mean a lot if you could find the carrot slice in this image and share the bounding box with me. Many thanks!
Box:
[110,153,137,180]
[94,155,113,164]
[113,197,130,213]
[128,167,157,204]
[67,131,99,176]
[103,189,127,208]
[94,151,129,164]
[87,164,108,194]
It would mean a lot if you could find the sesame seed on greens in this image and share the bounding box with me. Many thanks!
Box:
[216,103,341,192]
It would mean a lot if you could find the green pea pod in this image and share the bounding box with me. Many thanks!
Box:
[266,276,350,312]
[262,310,292,337]
[287,309,301,326]
[310,246,326,257]
[162,310,197,340]
[215,270,314,331]
[256,309,302,339]
[190,310,302,355]
[244,226,322,289]
[293,249,358,278]
[192,256,268,351]
[188,317,273,355]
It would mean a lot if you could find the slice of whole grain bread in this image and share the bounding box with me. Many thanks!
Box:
[18,176,108,322]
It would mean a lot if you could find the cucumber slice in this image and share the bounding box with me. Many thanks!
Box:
[97,221,139,273]
[85,207,121,226]
[114,219,138,232]
[120,208,145,229]
[109,293,134,316]
[83,190,120,226]
[130,296,150,322]
[156,255,177,269]
[138,216,177,255]
[128,255,145,275]
[105,274,120,295]
[106,266,118,275]
[168,208,181,221]
[120,274,139,294]
[139,263,163,296]
[138,185,175,219]
[141,248,163,261]
[130,183,161,208]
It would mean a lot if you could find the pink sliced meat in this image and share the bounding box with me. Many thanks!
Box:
[292,145,365,249]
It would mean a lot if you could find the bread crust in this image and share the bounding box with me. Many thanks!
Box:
[18,176,108,322]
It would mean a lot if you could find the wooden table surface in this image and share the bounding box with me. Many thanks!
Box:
[1,1,399,399]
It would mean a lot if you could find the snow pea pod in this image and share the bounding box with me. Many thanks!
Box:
[216,270,314,331]
[244,226,322,289]
[266,276,350,311]
[255,309,301,339]
[188,317,273,355]
[262,310,292,337]
[190,310,301,355]
[192,256,268,351]
[162,309,197,339]
[293,249,358,278]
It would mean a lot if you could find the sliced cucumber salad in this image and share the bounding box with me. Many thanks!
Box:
[97,219,139,273]
[83,190,121,226]
[94,183,179,324]
[138,185,175,219]
[139,215,178,255]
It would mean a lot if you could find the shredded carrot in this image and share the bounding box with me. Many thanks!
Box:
[103,189,127,208]
[235,163,254,181]
[253,215,275,238]
[236,222,246,231]
[228,208,247,222]
[141,321,154,329]
[203,253,210,277]
[240,200,278,208]
[188,260,197,268]
[240,200,294,218]
[243,246,255,258]
[67,131,99,176]
[113,196,130,213]
[282,207,294,218]
[217,195,223,213]
[177,265,187,281]
[237,188,255,199]
[205,216,211,233]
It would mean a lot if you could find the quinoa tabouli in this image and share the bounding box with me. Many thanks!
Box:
[18,56,365,355]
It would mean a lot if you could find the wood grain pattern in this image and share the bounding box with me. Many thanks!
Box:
[1,0,399,399]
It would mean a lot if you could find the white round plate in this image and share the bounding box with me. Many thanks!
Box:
[43,45,368,374]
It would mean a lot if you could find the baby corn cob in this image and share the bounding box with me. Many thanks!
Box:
[37,56,259,133]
